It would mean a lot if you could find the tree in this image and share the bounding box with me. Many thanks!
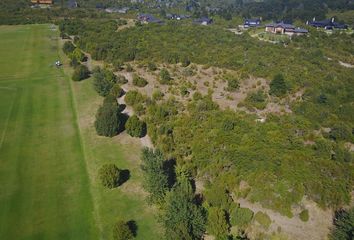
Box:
[132,74,148,87]
[329,207,354,240]
[113,220,134,240]
[98,164,122,188]
[159,68,172,84]
[207,207,229,240]
[125,115,146,138]
[269,74,287,97]
[162,179,206,240]
[93,67,117,97]
[141,148,169,205]
[72,64,90,81]
[94,103,124,137]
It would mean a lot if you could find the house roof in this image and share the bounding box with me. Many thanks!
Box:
[308,18,348,29]
[245,18,261,23]
[294,28,308,33]
[194,17,212,24]
[265,22,295,29]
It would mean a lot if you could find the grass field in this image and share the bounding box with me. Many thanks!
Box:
[0,24,161,239]
[0,25,98,239]
[60,37,162,240]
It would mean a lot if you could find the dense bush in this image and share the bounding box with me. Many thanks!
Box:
[299,209,309,222]
[125,115,146,138]
[148,62,157,71]
[98,164,122,189]
[72,64,90,81]
[109,84,124,98]
[269,74,287,97]
[159,68,172,84]
[125,90,145,107]
[113,220,134,240]
[329,207,354,240]
[94,102,124,137]
[231,206,254,227]
[132,74,148,87]
[243,90,267,110]
[207,207,229,240]
[225,75,240,92]
[141,148,169,205]
[63,41,75,55]
[254,212,271,229]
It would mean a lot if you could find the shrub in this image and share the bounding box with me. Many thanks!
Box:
[207,207,229,240]
[299,209,309,222]
[181,57,191,67]
[116,75,128,84]
[70,48,85,62]
[113,220,134,240]
[126,63,133,72]
[113,59,124,71]
[152,90,164,101]
[93,68,117,96]
[110,84,125,98]
[225,75,239,92]
[329,122,352,142]
[63,41,75,55]
[269,74,287,97]
[132,74,148,87]
[148,62,157,71]
[254,212,271,229]
[125,90,144,106]
[244,90,267,110]
[125,115,146,138]
[94,103,124,137]
[231,206,254,227]
[98,164,122,188]
[159,68,172,84]
[329,207,354,240]
[72,64,90,81]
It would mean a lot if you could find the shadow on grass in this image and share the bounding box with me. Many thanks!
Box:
[127,220,138,237]
[118,169,130,186]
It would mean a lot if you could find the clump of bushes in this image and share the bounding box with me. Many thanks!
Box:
[269,74,288,97]
[230,206,254,227]
[159,68,172,84]
[206,207,229,240]
[113,220,134,240]
[125,115,146,138]
[63,41,75,55]
[125,90,144,106]
[72,64,90,81]
[299,209,309,222]
[254,211,271,229]
[99,164,123,188]
[243,90,267,110]
[224,74,240,92]
[109,84,125,98]
[132,74,148,87]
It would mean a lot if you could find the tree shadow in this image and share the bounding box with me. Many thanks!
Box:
[163,158,176,189]
[118,169,130,186]
[117,113,129,134]
[118,104,126,112]
[140,122,147,138]
[127,220,138,237]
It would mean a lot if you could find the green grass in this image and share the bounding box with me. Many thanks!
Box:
[61,45,162,240]
[0,24,161,240]
[0,25,98,239]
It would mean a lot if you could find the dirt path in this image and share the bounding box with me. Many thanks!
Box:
[238,198,333,240]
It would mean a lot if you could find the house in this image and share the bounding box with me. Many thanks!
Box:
[31,0,53,4]
[106,7,129,14]
[194,17,213,25]
[166,14,190,20]
[67,0,78,8]
[244,18,261,28]
[307,17,348,30]
[265,22,308,36]
[137,14,163,24]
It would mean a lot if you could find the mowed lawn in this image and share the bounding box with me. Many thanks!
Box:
[0,25,98,239]
[61,44,163,239]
